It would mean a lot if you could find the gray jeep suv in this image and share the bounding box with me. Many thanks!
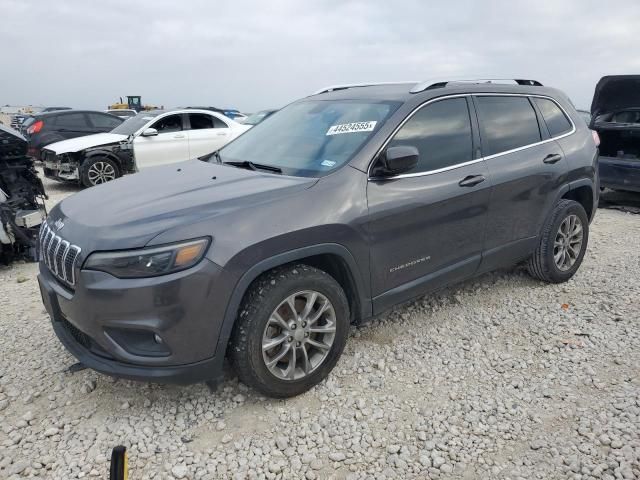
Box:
[38,79,599,398]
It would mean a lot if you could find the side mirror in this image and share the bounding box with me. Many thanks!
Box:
[141,128,158,137]
[377,146,419,176]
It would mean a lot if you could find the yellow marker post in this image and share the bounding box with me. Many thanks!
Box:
[109,445,128,480]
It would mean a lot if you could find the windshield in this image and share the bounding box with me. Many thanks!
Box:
[110,112,162,135]
[218,100,400,177]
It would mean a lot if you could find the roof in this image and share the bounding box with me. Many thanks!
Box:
[309,79,556,103]
[33,109,118,118]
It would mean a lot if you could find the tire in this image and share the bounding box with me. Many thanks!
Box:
[527,199,589,283]
[80,157,120,188]
[229,264,350,398]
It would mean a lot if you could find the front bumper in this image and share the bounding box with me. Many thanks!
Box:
[42,151,79,181]
[38,258,231,384]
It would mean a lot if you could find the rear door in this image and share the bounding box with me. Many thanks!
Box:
[87,112,123,133]
[367,96,491,313]
[185,112,232,158]
[473,95,569,271]
[132,113,190,169]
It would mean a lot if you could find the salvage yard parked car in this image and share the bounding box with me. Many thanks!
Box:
[591,75,640,192]
[23,109,124,161]
[41,109,250,187]
[38,79,598,398]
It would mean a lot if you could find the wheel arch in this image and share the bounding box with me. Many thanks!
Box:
[562,179,595,221]
[215,244,372,358]
[83,148,123,169]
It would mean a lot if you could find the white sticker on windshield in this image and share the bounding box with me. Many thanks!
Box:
[326,121,377,136]
[321,159,337,167]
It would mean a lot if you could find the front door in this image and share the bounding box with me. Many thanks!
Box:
[133,113,190,169]
[367,96,491,314]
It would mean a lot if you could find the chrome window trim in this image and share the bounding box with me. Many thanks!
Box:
[367,93,576,181]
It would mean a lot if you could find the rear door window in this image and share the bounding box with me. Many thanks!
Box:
[533,98,573,137]
[55,113,89,130]
[188,113,228,130]
[476,96,542,156]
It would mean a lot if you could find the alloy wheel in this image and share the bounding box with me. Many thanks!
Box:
[554,214,583,271]
[261,290,336,381]
[87,161,116,185]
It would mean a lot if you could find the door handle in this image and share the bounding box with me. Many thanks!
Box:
[543,153,562,164]
[458,175,485,187]
[173,134,185,139]
[216,133,227,136]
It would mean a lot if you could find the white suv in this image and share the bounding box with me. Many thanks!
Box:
[41,109,251,187]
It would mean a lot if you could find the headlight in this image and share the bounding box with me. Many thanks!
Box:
[84,238,210,278]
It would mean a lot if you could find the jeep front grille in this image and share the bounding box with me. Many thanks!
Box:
[39,222,81,286]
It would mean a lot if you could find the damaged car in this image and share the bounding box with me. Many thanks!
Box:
[0,124,46,264]
[41,109,250,187]
[591,75,640,192]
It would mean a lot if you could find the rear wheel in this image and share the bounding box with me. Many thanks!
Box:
[527,199,589,283]
[80,157,120,187]
[229,264,350,398]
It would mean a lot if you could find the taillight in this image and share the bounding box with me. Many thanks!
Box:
[591,130,600,147]
[27,120,44,134]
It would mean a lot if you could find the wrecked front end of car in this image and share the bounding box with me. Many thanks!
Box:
[42,150,81,181]
[0,124,47,264]
[41,136,134,186]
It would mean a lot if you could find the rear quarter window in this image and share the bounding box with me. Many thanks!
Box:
[533,97,573,137]
[476,96,542,156]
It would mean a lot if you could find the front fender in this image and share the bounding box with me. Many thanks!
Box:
[214,243,371,357]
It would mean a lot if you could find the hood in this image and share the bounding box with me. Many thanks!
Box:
[45,132,129,155]
[50,159,316,251]
[0,123,28,159]
[591,75,640,115]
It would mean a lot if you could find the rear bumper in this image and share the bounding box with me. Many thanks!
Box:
[599,156,640,192]
[38,258,229,384]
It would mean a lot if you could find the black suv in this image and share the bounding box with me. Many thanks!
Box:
[38,79,598,398]
[22,109,123,160]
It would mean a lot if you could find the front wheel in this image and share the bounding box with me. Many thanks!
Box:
[80,157,120,188]
[229,264,350,398]
[527,199,589,283]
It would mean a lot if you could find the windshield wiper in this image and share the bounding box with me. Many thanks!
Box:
[223,160,282,174]
[197,150,223,163]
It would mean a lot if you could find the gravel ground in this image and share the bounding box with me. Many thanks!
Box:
[0,176,639,479]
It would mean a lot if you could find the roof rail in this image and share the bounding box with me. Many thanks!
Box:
[410,78,543,94]
[313,81,419,95]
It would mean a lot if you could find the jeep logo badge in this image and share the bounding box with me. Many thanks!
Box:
[53,219,65,231]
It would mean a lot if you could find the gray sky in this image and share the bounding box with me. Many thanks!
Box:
[2,0,640,112]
